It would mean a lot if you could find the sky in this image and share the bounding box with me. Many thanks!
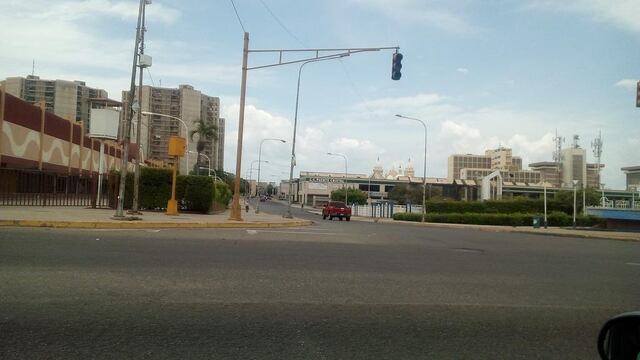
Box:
[1,0,639,189]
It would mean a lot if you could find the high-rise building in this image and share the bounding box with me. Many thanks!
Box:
[448,147,527,182]
[448,143,602,188]
[1,75,109,128]
[447,154,491,181]
[121,84,224,174]
[621,166,640,191]
[560,147,586,187]
[529,162,562,187]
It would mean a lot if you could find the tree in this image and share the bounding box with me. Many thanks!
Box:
[388,184,423,205]
[189,119,217,175]
[554,187,601,211]
[266,183,276,196]
[330,188,368,205]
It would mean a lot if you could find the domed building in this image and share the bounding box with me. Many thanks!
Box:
[386,165,398,179]
[405,158,415,178]
[372,157,384,179]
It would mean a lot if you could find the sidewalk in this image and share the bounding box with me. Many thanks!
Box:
[351,216,640,242]
[0,206,311,229]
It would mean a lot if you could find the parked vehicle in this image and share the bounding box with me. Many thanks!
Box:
[322,201,351,221]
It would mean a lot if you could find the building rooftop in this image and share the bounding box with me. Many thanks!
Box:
[529,161,557,167]
[621,166,640,172]
[90,98,122,107]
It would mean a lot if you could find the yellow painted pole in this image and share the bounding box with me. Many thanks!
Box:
[166,156,178,215]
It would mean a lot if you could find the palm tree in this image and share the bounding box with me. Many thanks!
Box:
[189,119,218,175]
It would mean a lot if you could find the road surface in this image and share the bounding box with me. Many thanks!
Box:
[1,201,639,359]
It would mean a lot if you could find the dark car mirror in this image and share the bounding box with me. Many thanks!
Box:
[598,312,640,360]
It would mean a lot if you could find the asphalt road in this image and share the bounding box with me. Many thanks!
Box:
[1,201,639,359]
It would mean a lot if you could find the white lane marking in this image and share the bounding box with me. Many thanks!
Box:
[626,262,640,266]
[246,230,258,235]
[145,229,161,233]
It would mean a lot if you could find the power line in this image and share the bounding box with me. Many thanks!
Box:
[146,68,155,87]
[229,0,246,33]
[338,59,379,116]
[258,0,305,46]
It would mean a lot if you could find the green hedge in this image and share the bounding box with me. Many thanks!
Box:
[118,168,232,213]
[176,175,213,213]
[213,180,233,211]
[393,211,602,227]
[424,198,574,215]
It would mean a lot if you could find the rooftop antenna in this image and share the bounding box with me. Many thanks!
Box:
[572,134,580,148]
[553,129,564,166]
[31,59,35,76]
[591,130,603,192]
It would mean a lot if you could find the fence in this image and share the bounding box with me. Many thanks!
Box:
[350,203,424,218]
[0,168,112,207]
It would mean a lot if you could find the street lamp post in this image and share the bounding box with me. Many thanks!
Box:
[249,160,268,197]
[285,55,349,219]
[572,180,579,229]
[141,111,189,173]
[190,151,211,176]
[395,114,427,223]
[327,152,348,205]
[256,138,286,213]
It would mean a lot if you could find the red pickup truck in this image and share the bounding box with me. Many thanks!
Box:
[322,201,351,221]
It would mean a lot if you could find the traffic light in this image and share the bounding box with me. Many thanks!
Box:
[391,52,403,80]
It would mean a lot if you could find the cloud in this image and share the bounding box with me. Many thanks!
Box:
[456,68,469,74]
[357,93,447,111]
[525,0,640,33]
[0,0,183,98]
[220,92,630,189]
[614,79,637,90]
[24,0,181,24]
[347,0,478,34]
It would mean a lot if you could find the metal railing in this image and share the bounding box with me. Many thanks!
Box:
[0,169,111,207]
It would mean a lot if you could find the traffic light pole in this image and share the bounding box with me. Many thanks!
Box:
[228,32,399,221]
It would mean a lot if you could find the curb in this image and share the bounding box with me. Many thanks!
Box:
[0,219,312,230]
[348,217,640,242]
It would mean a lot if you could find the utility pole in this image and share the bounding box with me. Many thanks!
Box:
[229,32,250,221]
[131,0,150,215]
[115,0,144,218]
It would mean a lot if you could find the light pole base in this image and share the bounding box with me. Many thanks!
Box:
[166,200,178,216]
[229,196,243,221]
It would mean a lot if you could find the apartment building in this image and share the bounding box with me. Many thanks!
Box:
[1,75,109,128]
[447,147,524,182]
[449,142,603,189]
[121,84,224,174]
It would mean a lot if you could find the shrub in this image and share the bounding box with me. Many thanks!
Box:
[116,168,228,213]
[212,180,232,210]
[424,198,576,215]
[177,175,214,213]
[392,212,603,227]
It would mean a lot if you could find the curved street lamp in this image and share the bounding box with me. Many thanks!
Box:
[327,152,348,205]
[395,114,427,222]
[285,54,349,219]
[256,138,286,213]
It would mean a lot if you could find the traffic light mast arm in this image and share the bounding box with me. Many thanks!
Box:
[247,46,400,71]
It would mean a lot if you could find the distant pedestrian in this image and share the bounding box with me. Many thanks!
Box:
[301,203,304,209]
